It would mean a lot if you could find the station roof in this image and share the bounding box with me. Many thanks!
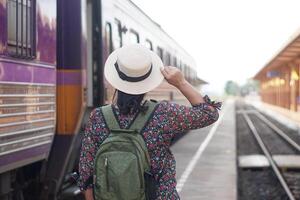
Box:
[254,29,300,80]
[195,78,208,85]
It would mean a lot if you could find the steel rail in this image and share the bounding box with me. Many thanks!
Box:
[242,112,296,200]
[251,111,300,152]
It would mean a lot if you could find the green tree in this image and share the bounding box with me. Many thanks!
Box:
[224,80,240,96]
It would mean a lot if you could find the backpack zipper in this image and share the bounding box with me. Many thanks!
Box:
[105,157,109,191]
[93,174,96,185]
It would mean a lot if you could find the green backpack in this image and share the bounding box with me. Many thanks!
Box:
[93,101,157,200]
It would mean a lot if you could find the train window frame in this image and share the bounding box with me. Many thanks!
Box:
[186,65,191,81]
[165,52,171,66]
[192,69,197,84]
[145,39,153,50]
[7,0,36,59]
[173,57,177,67]
[129,29,140,44]
[157,47,163,60]
[113,18,123,49]
[178,60,182,71]
[104,22,113,55]
[183,64,187,78]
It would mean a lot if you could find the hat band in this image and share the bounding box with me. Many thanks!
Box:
[114,62,153,82]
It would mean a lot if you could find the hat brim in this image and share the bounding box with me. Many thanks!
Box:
[104,48,165,95]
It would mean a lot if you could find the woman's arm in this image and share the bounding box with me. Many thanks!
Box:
[159,66,221,135]
[160,66,205,105]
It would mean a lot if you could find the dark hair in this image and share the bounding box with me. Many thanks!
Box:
[116,90,146,115]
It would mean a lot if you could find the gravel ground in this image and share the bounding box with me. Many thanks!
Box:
[236,101,300,200]
[236,102,262,155]
[283,170,300,200]
[238,168,288,200]
[244,103,300,147]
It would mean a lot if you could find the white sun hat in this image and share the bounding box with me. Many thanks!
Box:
[104,44,164,95]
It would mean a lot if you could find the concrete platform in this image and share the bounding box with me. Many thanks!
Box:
[171,99,237,200]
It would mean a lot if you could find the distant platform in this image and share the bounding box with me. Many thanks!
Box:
[245,98,300,130]
[171,99,237,200]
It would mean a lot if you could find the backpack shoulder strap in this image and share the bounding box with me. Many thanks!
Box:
[129,100,158,132]
[101,105,120,130]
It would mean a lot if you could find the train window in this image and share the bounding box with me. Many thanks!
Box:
[186,66,191,81]
[179,60,182,71]
[186,66,190,81]
[104,23,113,59]
[129,29,140,44]
[145,39,153,50]
[157,47,163,60]
[183,64,187,78]
[165,52,171,66]
[7,0,36,58]
[113,19,123,49]
[173,57,177,67]
[192,69,196,84]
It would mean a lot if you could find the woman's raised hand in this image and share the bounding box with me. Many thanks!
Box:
[160,66,206,105]
[160,66,187,88]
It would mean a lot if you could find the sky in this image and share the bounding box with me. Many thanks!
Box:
[131,0,300,95]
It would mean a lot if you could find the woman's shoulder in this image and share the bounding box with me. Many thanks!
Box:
[88,106,106,123]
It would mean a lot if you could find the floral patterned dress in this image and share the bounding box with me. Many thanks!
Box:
[78,95,221,199]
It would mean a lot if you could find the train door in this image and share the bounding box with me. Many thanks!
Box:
[86,0,93,107]
[40,0,98,199]
[91,0,104,107]
[47,0,106,198]
[82,0,104,108]
[83,0,104,108]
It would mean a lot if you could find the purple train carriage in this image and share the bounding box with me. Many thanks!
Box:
[0,0,205,199]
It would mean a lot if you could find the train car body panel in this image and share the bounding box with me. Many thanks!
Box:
[0,0,57,174]
[56,0,84,135]
[41,0,90,198]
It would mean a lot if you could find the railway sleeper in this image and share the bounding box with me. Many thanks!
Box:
[239,154,300,169]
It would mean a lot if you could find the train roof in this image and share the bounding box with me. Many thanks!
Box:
[127,0,195,63]
[196,78,208,85]
[128,0,162,28]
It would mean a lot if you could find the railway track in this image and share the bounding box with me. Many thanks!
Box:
[238,102,300,200]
